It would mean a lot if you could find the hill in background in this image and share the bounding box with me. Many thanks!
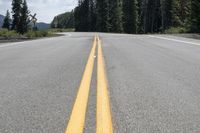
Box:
[0,14,5,27]
[51,11,74,29]
[0,14,50,30]
[36,22,50,30]
[29,22,50,30]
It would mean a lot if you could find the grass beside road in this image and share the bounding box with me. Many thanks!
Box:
[0,29,52,39]
[0,28,74,43]
[163,27,200,40]
[48,28,75,33]
[0,29,20,38]
[25,30,53,38]
[164,27,188,34]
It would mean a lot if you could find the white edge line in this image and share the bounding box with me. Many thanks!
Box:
[0,35,66,49]
[0,43,22,48]
[149,35,200,46]
[66,33,72,37]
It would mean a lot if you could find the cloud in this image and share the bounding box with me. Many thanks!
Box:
[0,0,77,23]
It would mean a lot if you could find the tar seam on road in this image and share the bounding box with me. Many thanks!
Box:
[96,36,113,133]
[65,36,97,133]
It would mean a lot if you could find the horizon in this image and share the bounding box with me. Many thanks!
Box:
[0,0,77,23]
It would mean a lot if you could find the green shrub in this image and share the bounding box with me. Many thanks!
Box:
[0,29,20,38]
[0,29,54,39]
[0,29,8,36]
[48,28,75,33]
[164,27,188,34]
[25,30,50,38]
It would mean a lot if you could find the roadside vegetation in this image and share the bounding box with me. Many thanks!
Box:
[48,28,75,33]
[0,28,75,39]
[2,0,199,41]
[0,0,58,41]
[73,0,200,34]
[164,27,188,34]
[0,28,75,40]
[0,29,54,39]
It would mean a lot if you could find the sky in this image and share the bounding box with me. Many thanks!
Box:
[0,0,77,23]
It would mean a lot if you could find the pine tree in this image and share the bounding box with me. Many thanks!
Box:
[88,0,96,31]
[109,0,123,32]
[143,0,162,33]
[162,0,179,30]
[178,0,190,25]
[11,0,22,31]
[74,2,81,31]
[81,0,90,31]
[18,0,29,34]
[2,10,11,30]
[74,0,90,31]
[161,0,171,30]
[72,0,198,33]
[96,0,110,32]
[123,0,138,34]
[137,0,144,33]
[74,8,80,31]
[190,0,200,32]
[64,11,75,29]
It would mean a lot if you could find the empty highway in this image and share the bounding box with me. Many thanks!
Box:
[0,33,200,133]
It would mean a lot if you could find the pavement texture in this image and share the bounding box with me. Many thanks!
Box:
[0,33,94,133]
[100,33,200,133]
[0,32,200,133]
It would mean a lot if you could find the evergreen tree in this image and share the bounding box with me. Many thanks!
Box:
[144,0,162,33]
[178,0,190,25]
[88,0,97,31]
[123,0,138,33]
[74,0,90,31]
[74,6,81,31]
[72,0,199,34]
[137,0,144,33]
[190,0,200,32]
[109,0,123,32]
[18,0,29,34]
[160,0,171,30]
[64,11,75,29]
[2,10,11,30]
[162,0,179,30]
[82,0,90,31]
[96,0,110,32]
[11,0,22,31]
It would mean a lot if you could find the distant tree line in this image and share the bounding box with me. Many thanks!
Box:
[2,0,31,34]
[73,0,200,33]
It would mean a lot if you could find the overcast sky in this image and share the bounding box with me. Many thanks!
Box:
[0,0,77,23]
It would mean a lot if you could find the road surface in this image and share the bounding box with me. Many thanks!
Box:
[0,33,200,133]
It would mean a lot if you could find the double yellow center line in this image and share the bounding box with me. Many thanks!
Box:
[65,35,113,133]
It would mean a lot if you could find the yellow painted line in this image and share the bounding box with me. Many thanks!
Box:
[96,36,113,133]
[65,36,97,133]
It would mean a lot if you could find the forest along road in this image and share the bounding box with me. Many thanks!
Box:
[0,32,200,133]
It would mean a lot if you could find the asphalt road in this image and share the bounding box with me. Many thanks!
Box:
[1,33,200,133]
